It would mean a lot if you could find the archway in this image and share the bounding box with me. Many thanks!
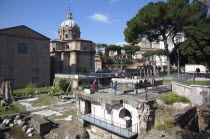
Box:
[119,108,132,129]
[84,100,91,114]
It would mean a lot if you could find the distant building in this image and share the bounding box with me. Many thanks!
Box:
[152,33,186,70]
[0,25,50,89]
[50,9,95,74]
[95,55,102,72]
[109,50,120,57]
[133,38,156,59]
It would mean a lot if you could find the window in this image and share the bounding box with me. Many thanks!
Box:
[65,34,68,38]
[66,45,69,49]
[74,35,76,39]
[18,43,27,54]
[84,47,86,50]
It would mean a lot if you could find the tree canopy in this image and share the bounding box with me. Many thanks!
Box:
[122,45,140,58]
[105,45,121,56]
[178,19,210,68]
[124,0,208,75]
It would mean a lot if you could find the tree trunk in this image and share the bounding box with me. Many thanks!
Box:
[163,40,171,76]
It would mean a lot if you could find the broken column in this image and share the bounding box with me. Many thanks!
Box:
[1,81,15,104]
[138,101,156,133]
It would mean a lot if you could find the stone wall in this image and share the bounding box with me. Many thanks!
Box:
[0,26,50,89]
[172,82,210,106]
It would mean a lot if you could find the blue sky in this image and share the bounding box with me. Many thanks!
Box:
[0,0,163,45]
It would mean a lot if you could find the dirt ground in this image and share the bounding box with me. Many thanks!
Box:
[16,94,83,139]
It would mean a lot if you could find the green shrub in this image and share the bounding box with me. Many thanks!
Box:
[25,82,37,88]
[160,92,190,105]
[76,65,87,74]
[103,57,115,64]
[59,79,69,91]
[25,89,34,96]
[122,58,133,64]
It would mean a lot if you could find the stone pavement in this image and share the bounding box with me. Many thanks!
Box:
[76,84,172,106]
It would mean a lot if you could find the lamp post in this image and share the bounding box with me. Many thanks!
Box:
[177,49,180,75]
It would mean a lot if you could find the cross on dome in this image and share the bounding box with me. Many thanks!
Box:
[67,7,72,20]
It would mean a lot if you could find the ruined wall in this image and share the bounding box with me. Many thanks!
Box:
[53,77,79,92]
[172,82,210,106]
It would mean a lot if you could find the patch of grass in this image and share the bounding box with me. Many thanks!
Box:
[0,104,24,115]
[163,79,172,83]
[154,115,174,133]
[160,92,190,105]
[13,86,54,94]
[61,111,75,118]
[14,86,63,98]
[32,95,56,107]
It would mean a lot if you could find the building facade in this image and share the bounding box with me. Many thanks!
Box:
[95,55,102,72]
[50,9,95,74]
[0,25,50,89]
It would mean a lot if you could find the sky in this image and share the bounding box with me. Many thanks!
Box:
[0,0,164,45]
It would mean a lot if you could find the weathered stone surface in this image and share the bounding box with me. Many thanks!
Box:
[15,115,21,120]
[28,132,33,137]
[17,119,25,126]
[174,129,210,139]
[1,81,15,104]
[1,100,6,106]
[197,106,210,132]
[172,82,210,106]
[137,102,156,133]
[31,114,51,134]
[84,89,94,94]
[14,119,18,124]
[65,127,89,139]
[22,125,28,132]
[173,107,197,128]
[26,128,33,134]
[23,116,31,121]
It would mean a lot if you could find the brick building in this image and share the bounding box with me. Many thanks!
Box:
[0,25,50,89]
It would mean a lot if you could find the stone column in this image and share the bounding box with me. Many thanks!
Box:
[1,81,15,104]
[70,51,77,74]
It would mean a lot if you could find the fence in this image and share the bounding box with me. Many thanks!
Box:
[78,107,138,138]
[173,73,195,86]
[173,73,210,86]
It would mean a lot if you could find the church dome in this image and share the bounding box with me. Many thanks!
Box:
[60,9,79,28]
[60,19,78,28]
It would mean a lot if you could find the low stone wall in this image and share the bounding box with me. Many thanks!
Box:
[172,82,210,106]
[112,78,163,88]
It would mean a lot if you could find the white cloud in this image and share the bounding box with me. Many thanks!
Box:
[110,0,121,4]
[115,42,128,46]
[89,13,110,23]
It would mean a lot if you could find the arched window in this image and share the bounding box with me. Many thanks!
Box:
[119,108,132,118]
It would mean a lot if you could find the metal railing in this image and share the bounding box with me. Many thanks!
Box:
[78,107,138,138]
[173,73,194,85]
